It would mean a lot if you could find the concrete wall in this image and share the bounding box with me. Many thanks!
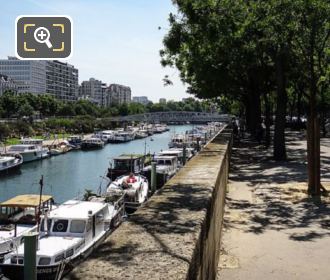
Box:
[66,129,232,280]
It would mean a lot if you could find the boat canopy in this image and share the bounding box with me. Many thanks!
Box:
[0,195,53,208]
[114,154,144,160]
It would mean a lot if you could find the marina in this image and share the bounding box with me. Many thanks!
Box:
[0,123,222,279]
[0,125,195,204]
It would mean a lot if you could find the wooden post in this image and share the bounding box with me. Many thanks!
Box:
[24,232,38,280]
[151,162,157,193]
[182,144,187,166]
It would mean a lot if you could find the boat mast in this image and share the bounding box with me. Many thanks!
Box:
[37,175,44,229]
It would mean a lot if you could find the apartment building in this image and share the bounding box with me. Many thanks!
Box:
[0,56,46,94]
[105,84,131,106]
[132,96,150,105]
[0,57,79,101]
[79,78,104,105]
[0,74,18,95]
[46,60,79,101]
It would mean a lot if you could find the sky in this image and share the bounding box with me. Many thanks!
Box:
[0,0,189,102]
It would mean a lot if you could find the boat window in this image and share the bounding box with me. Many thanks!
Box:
[66,248,74,258]
[55,253,65,263]
[52,219,68,232]
[70,220,86,233]
[40,219,52,232]
[11,256,23,265]
[165,160,172,165]
[38,257,51,265]
[86,220,92,232]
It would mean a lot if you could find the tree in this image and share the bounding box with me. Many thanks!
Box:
[18,102,34,118]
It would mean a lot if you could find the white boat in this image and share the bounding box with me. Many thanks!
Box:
[109,131,135,143]
[99,130,115,143]
[0,154,23,175]
[8,139,49,163]
[135,131,148,139]
[49,141,72,156]
[158,148,193,166]
[0,198,125,280]
[168,134,186,148]
[143,155,178,188]
[107,174,149,212]
[0,195,55,262]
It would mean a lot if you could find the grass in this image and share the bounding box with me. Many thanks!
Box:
[4,133,73,146]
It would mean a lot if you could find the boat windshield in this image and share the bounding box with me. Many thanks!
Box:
[114,160,132,169]
[52,219,68,232]
[70,220,86,233]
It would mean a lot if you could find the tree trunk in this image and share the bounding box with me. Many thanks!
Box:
[274,53,287,160]
[307,26,321,195]
[246,88,261,137]
[264,92,271,147]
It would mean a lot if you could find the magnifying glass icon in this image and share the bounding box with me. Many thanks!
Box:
[34,27,53,49]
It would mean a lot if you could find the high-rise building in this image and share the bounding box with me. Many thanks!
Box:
[0,74,18,95]
[132,96,150,105]
[0,57,79,101]
[46,60,78,101]
[0,56,46,94]
[79,78,103,105]
[105,84,131,106]
[159,98,166,104]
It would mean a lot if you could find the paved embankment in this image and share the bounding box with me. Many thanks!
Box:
[217,133,330,279]
[66,129,233,280]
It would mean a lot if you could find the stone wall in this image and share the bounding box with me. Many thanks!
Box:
[66,129,232,280]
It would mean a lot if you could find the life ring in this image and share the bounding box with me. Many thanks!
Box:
[56,223,64,231]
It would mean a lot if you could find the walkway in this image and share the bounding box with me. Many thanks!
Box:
[217,132,330,279]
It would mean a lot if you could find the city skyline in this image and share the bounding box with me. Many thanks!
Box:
[0,0,189,102]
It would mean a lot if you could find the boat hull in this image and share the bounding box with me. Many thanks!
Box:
[0,223,117,280]
[21,150,49,163]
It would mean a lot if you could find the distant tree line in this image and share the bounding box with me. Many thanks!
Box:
[0,92,217,140]
[0,91,216,119]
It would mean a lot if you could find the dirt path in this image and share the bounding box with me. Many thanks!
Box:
[217,133,330,279]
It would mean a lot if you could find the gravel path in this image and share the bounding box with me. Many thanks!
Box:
[217,133,330,280]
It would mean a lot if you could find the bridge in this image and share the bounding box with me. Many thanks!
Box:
[106,111,231,124]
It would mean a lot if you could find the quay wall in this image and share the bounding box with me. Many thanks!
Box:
[67,128,233,280]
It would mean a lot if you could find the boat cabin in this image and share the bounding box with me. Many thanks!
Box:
[0,195,54,225]
[20,139,43,146]
[107,154,146,180]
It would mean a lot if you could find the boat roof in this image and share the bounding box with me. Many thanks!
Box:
[154,155,177,160]
[0,194,53,208]
[48,200,106,219]
[114,154,144,160]
[158,150,182,155]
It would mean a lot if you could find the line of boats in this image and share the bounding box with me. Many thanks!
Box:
[0,124,171,176]
[0,122,223,279]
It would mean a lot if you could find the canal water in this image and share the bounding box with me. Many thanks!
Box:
[0,125,192,203]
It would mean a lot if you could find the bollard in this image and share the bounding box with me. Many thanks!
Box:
[24,232,38,280]
[204,132,207,144]
[196,138,200,152]
[151,162,157,193]
[182,144,187,166]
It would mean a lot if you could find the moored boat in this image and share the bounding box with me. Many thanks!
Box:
[0,198,125,280]
[0,154,23,175]
[81,138,104,150]
[107,173,149,212]
[67,136,83,149]
[143,155,178,188]
[8,139,49,163]
[107,154,148,181]
[0,194,55,262]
